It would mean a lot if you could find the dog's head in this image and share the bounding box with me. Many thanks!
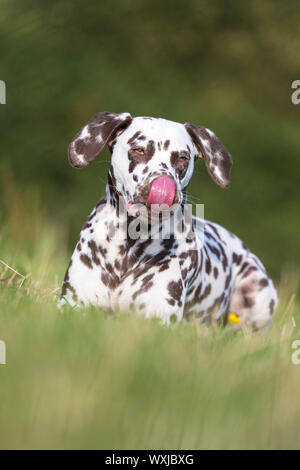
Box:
[69,112,232,212]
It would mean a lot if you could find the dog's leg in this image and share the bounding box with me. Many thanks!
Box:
[229,254,278,331]
[116,259,188,324]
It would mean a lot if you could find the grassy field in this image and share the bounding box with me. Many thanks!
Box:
[0,189,299,450]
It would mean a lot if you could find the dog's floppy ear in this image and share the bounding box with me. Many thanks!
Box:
[69,112,132,168]
[184,123,232,188]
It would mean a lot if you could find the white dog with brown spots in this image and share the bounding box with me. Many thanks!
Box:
[59,112,278,331]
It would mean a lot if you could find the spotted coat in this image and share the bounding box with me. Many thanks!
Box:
[59,113,278,331]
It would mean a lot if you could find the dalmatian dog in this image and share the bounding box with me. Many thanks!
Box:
[59,112,278,330]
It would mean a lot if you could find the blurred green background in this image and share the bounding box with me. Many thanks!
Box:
[1,0,300,278]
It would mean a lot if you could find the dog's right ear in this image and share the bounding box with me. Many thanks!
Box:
[68,112,132,168]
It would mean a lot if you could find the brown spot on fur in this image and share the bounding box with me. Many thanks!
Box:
[132,280,154,300]
[238,262,249,276]
[88,240,100,266]
[207,223,221,239]
[61,281,78,302]
[99,246,107,258]
[205,256,212,275]
[101,272,118,290]
[269,299,275,316]
[119,244,127,256]
[128,139,156,173]
[225,272,231,289]
[127,131,142,145]
[241,266,257,279]
[170,151,189,179]
[181,268,188,280]
[241,288,255,308]
[168,279,183,304]
[232,252,243,265]
[207,243,220,259]
[200,284,211,301]
[61,260,76,299]
[259,278,269,290]
[146,140,155,158]
[159,262,170,273]
[170,151,179,166]
[80,254,93,269]
[164,139,170,151]
[142,273,155,284]
[194,283,211,303]
[114,260,121,271]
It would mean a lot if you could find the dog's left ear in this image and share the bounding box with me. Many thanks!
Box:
[184,123,232,188]
[69,112,132,168]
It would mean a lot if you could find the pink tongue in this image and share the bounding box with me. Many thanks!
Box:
[146,176,175,207]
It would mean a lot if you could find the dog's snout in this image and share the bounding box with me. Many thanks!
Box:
[146,176,175,208]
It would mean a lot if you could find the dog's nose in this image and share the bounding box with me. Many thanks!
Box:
[146,176,175,207]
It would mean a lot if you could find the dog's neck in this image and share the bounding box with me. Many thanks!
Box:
[96,183,196,262]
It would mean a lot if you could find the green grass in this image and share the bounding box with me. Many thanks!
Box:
[0,194,299,450]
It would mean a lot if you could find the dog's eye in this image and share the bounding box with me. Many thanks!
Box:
[133,148,144,155]
[179,153,189,161]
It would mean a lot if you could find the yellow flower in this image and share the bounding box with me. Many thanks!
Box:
[228,313,241,324]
